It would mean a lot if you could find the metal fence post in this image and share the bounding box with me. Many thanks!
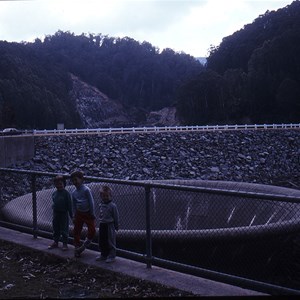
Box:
[145,185,152,268]
[31,174,38,239]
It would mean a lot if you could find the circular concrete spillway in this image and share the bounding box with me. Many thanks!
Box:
[2,180,300,241]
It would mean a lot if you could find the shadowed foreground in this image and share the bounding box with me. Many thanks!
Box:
[0,239,194,299]
[0,226,265,298]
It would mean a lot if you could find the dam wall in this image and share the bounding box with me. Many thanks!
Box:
[0,136,35,167]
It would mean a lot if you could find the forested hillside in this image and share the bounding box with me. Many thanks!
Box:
[0,32,202,129]
[0,1,299,129]
[0,41,82,129]
[177,0,300,125]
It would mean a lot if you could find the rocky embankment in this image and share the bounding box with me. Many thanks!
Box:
[15,129,300,188]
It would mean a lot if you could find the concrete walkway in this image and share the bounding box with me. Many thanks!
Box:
[0,227,267,297]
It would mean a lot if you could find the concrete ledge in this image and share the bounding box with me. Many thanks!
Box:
[0,226,266,296]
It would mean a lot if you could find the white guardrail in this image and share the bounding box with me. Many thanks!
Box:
[24,123,300,136]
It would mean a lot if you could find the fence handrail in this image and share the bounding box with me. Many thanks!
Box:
[1,167,300,203]
[22,123,300,136]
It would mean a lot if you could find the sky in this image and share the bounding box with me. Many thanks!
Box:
[0,0,294,57]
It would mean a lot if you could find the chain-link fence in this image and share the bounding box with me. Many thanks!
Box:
[1,168,300,295]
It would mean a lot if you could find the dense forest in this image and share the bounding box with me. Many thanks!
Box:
[177,0,300,125]
[0,0,299,129]
[0,32,202,129]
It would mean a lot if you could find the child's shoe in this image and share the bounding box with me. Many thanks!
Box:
[83,238,92,247]
[75,244,86,256]
[48,242,58,249]
[74,247,81,257]
[95,255,107,261]
[105,257,116,263]
[62,243,68,251]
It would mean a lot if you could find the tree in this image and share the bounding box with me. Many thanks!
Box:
[176,70,229,125]
[275,78,300,122]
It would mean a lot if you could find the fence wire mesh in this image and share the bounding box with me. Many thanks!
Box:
[1,168,300,293]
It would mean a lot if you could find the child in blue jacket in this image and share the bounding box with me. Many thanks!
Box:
[96,185,119,263]
[48,175,73,251]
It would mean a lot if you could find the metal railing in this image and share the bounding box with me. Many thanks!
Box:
[1,168,300,295]
[22,123,300,136]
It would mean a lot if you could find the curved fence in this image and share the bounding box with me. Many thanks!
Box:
[1,168,300,295]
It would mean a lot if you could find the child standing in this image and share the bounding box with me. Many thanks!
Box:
[70,170,96,257]
[48,175,73,251]
[96,185,119,263]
